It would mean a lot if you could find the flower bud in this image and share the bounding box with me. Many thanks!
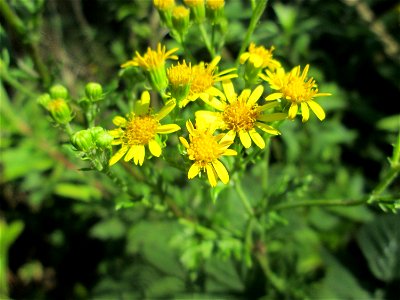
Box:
[71,130,94,152]
[95,131,114,148]
[47,98,73,124]
[184,0,205,23]
[37,93,51,109]
[153,0,175,28]
[49,84,68,99]
[167,60,192,105]
[172,6,190,36]
[206,0,225,24]
[85,82,103,102]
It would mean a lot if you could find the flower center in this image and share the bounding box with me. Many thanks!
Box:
[125,115,159,145]
[188,132,221,167]
[190,67,214,95]
[222,100,259,131]
[153,0,175,10]
[167,61,192,87]
[283,78,318,103]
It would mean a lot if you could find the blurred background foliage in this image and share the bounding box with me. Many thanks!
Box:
[1,0,399,299]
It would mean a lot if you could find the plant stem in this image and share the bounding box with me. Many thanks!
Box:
[255,251,286,292]
[235,178,255,217]
[270,194,399,211]
[236,0,269,66]
[198,22,215,58]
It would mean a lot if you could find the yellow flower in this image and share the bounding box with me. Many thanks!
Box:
[196,81,286,149]
[180,120,237,187]
[153,0,175,10]
[206,0,225,10]
[167,60,193,102]
[260,65,331,122]
[121,43,179,91]
[109,91,180,166]
[179,56,237,107]
[240,43,281,71]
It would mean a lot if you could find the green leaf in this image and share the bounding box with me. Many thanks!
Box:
[376,115,400,132]
[90,217,126,240]
[54,183,101,202]
[357,214,400,282]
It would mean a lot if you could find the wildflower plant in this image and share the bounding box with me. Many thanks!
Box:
[7,0,395,298]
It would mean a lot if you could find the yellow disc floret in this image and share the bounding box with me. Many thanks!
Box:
[222,101,259,132]
[167,60,193,87]
[187,132,221,167]
[125,115,159,145]
[153,0,175,10]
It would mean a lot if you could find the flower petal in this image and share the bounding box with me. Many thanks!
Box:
[188,163,201,179]
[239,130,252,148]
[220,130,236,144]
[186,120,195,135]
[156,99,176,120]
[179,136,190,149]
[112,116,127,127]
[223,149,237,156]
[135,91,150,115]
[222,80,237,103]
[148,139,162,157]
[239,53,250,64]
[247,85,264,107]
[212,160,229,184]
[133,144,145,166]
[156,124,181,134]
[202,96,226,111]
[249,129,265,149]
[206,164,217,187]
[300,102,310,122]
[124,145,137,162]
[255,122,280,135]
[265,93,283,101]
[109,145,129,166]
[307,100,325,121]
[288,103,298,119]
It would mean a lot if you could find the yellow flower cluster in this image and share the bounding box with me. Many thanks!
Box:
[114,43,331,187]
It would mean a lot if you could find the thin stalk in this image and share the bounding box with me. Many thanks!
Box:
[198,22,215,58]
[255,252,286,293]
[235,178,255,217]
[236,0,269,66]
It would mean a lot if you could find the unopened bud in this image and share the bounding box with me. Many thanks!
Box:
[184,0,205,23]
[50,84,68,99]
[172,6,190,36]
[47,98,73,124]
[85,82,103,102]
[37,93,51,109]
[71,130,94,152]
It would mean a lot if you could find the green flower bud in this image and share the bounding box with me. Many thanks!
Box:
[47,98,73,124]
[85,82,103,102]
[95,131,114,148]
[184,0,205,23]
[172,6,190,36]
[71,130,95,152]
[50,84,68,99]
[37,93,51,109]
[206,0,225,24]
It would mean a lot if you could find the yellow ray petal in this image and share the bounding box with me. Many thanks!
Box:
[222,80,236,103]
[133,144,146,166]
[288,103,298,119]
[109,145,129,166]
[112,116,127,127]
[220,130,236,144]
[206,86,226,100]
[156,99,176,120]
[148,139,162,157]
[206,164,217,187]
[247,85,264,107]
[179,136,190,149]
[124,145,137,162]
[186,120,195,135]
[307,100,325,121]
[135,91,150,115]
[223,149,237,156]
[301,102,310,123]
[239,130,252,148]
[188,163,201,179]
[255,122,280,135]
[265,93,283,101]
[156,124,181,134]
[202,96,226,111]
[212,160,229,184]
[239,52,250,64]
[249,129,265,149]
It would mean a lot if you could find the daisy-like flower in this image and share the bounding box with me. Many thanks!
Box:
[121,43,179,92]
[179,56,237,108]
[109,91,180,166]
[240,43,281,71]
[179,120,237,187]
[260,64,331,122]
[196,81,286,149]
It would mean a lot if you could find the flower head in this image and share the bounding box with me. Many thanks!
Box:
[179,56,237,107]
[121,43,179,92]
[240,43,281,70]
[260,65,331,122]
[109,91,180,166]
[153,0,175,10]
[196,81,286,149]
[167,60,193,102]
[206,0,225,10]
[180,120,237,187]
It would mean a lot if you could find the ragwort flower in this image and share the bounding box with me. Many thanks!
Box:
[196,81,286,149]
[260,64,331,122]
[121,43,179,92]
[240,43,281,71]
[109,91,180,166]
[180,120,237,187]
[179,56,237,107]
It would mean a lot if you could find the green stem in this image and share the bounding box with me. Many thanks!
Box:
[271,194,399,211]
[198,22,215,58]
[236,0,269,66]
[64,123,74,137]
[255,252,286,292]
[235,178,255,217]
